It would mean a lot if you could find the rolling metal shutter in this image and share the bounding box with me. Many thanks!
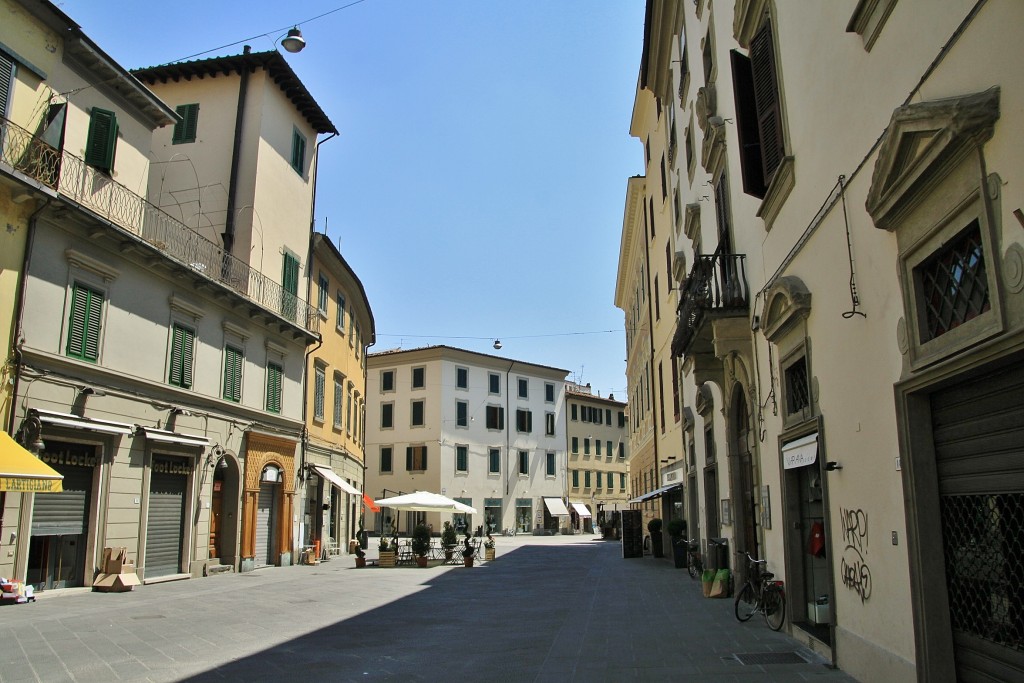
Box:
[254,483,277,566]
[31,463,93,536]
[933,360,1024,682]
[145,458,188,578]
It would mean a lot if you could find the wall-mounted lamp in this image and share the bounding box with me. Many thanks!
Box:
[279,27,306,53]
[493,339,502,350]
[262,465,283,483]
[825,461,843,472]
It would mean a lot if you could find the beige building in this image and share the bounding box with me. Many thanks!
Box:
[302,232,375,556]
[364,346,569,536]
[564,382,629,532]
[625,1,1024,681]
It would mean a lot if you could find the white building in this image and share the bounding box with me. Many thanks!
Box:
[365,346,569,536]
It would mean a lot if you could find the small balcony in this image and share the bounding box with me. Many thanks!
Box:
[0,115,319,336]
[672,252,749,357]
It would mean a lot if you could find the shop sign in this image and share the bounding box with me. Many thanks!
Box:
[153,457,190,475]
[782,433,818,469]
[41,448,99,468]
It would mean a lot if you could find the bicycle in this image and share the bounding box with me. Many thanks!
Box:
[686,539,703,579]
[734,552,786,631]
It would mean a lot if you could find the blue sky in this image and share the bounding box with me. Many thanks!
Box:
[63,0,646,399]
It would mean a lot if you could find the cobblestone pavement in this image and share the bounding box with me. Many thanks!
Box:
[0,534,858,682]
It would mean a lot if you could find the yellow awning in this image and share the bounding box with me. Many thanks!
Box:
[0,431,63,493]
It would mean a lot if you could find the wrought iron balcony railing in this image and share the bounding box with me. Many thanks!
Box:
[0,115,319,335]
[674,252,749,355]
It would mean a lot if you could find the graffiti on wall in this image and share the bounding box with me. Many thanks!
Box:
[839,507,872,603]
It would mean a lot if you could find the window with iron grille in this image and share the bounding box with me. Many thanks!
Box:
[223,345,243,402]
[266,361,282,413]
[66,283,103,362]
[785,356,810,417]
[917,220,990,342]
[169,323,195,389]
[172,103,199,144]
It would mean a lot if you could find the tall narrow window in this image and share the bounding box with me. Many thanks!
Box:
[313,366,325,421]
[546,452,556,477]
[380,402,394,429]
[488,373,500,394]
[572,470,579,488]
[489,448,500,474]
[380,446,393,473]
[336,292,346,332]
[516,409,533,433]
[333,376,343,428]
[223,345,243,402]
[456,367,469,389]
[518,378,528,399]
[291,128,306,174]
[381,369,394,392]
[518,450,528,475]
[0,52,13,118]
[168,324,195,389]
[406,445,428,471]
[172,103,199,144]
[411,400,425,427]
[545,382,555,403]
[412,366,425,389]
[456,445,468,473]
[545,412,555,436]
[571,437,578,453]
[66,283,103,362]
[317,273,328,313]
[456,400,468,427]
[85,108,118,172]
[486,405,504,430]
[281,253,299,320]
[266,362,283,413]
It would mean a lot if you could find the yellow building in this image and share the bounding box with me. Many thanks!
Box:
[302,232,375,556]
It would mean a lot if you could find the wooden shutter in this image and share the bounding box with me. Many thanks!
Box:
[173,104,199,144]
[715,175,731,253]
[169,324,193,388]
[0,52,13,118]
[224,346,242,402]
[267,363,282,412]
[750,20,783,185]
[67,283,102,361]
[85,108,118,171]
[282,253,299,295]
[406,446,413,471]
[730,50,768,198]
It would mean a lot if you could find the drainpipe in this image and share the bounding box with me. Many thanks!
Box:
[642,223,661,505]
[7,197,52,436]
[222,45,252,256]
[504,360,514,497]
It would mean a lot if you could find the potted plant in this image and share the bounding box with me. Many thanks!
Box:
[667,518,687,569]
[357,514,368,550]
[462,532,475,568]
[484,533,495,561]
[411,523,431,567]
[441,521,458,561]
[647,517,664,558]
[378,535,396,568]
[354,542,366,568]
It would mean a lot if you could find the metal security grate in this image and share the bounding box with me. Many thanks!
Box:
[733,652,808,665]
[940,493,1024,653]
[919,221,990,341]
[785,356,809,414]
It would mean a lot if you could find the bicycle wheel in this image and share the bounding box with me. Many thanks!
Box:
[763,586,787,631]
[687,555,701,579]
[734,582,757,622]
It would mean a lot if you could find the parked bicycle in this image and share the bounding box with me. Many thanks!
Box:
[734,552,786,631]
[686,539,703,579]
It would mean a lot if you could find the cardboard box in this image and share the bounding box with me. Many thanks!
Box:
[93,573,141,592]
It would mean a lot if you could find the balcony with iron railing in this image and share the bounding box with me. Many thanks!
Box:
[0,115,319,336]
[671,251,749,357]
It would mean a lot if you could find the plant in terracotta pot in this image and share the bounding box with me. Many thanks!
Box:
[441,521,458,561]
[354,542,366,568]
[462,531,475,568]
[411,523,431,567]
[647,517,664,558]
[484,533,495,561]
[667,518,688,568]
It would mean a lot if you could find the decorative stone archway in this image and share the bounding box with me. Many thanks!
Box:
[241,432,297,568]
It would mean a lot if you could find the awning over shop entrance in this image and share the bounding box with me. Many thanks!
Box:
[570,502,592,518]
[0,431,63,493]
[629,482,682,504]
[543,497,571,516]
[310,465,360,495]
[33,409,132,435]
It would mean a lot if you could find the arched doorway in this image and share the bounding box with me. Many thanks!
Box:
[208,452,240,569]
[729,385,759,581]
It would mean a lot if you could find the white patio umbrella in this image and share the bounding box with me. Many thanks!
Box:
[373,490,478,514]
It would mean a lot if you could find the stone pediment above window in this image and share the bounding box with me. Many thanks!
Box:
[733,0,770,48]
[866,87,1000,232]
[684,203,702,244]
[695,85,717,135]
[761,276,811,343]
[695,383,714,416]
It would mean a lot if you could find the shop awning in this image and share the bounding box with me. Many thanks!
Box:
[33,409,132,435]
[782,432,818,469]
[629,482,682,504]
[311,465,360,495]
[543,497,571,516]
[362,493,380,512]
[0,431,63,493]
[137,427,209,447]
[570,502,592,518]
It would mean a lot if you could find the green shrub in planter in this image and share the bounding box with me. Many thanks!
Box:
[411,523,431,559]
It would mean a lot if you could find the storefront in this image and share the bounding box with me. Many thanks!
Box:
[515,498,531,533]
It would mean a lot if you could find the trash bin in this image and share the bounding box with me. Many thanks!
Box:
[708,537,729,571]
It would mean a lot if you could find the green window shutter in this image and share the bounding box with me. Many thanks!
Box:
[282,253,299,295]
[223,346,242,402]
[169,324,194,388]
[314,369,325,420]
[0,52,13,119]
[172,104,199,144]
[266,362,282,413]
[406,447,413,471]
[66,283,102,362]
[85,108,118,172]
[291,129,306,173]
